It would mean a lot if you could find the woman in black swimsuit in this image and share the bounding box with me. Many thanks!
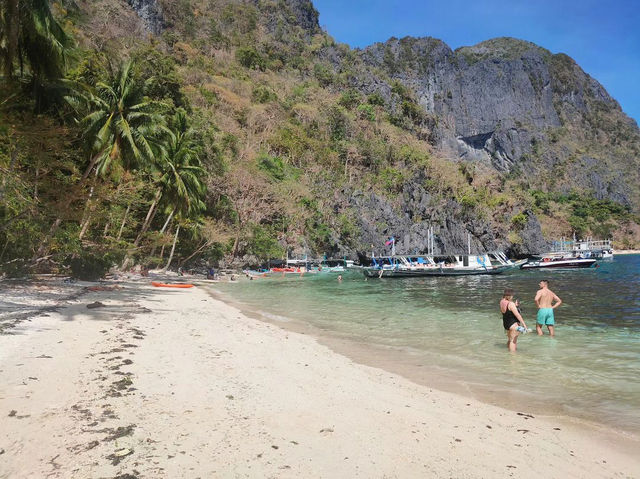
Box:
[500,288,528,352]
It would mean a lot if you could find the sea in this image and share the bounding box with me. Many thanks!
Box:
[211,254,640,436]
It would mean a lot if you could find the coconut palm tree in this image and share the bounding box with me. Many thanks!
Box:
[158,115,207,271]
[35,60,166,257]
[74,60,166,180]
[123,110,206,269]
[0,0,73,109]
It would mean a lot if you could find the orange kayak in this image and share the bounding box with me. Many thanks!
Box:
[151,281,194,289]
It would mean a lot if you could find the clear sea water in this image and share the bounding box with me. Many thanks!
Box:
[211,255,640,435]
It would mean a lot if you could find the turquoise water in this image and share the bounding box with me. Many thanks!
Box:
[212,255,640,434]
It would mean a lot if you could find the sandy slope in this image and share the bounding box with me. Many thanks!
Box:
[0,279,638,478]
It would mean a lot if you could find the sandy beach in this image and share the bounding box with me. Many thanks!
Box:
[1,278,638,478]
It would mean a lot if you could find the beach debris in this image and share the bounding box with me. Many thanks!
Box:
[553,427,561,430]
[36,354,52,358]
[49,454,61,470]
[113,474,139,479]
[0,449,4,455]
[87,301,106,309]
[454,438,462,442]
[486,425,492,429]
[104,425,136,441]
[516,412,534,419]
[85,440,100,450]
[319,427,334,435]
[226,395,234,400]
[107,448,133,465]
[271,445,279,450]
[86,285,122,292]
[517,429,530,434]
[8,410,17,417]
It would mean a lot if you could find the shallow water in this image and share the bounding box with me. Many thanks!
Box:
[212,255,640,434]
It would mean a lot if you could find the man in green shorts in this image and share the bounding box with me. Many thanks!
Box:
[534,279,562,336]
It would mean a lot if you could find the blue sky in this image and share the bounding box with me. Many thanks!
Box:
[312,0,640,125]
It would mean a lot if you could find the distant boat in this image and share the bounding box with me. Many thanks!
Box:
[520,256,597,269]
[318,258,355,273]
[550,237,613,260]
[363,252,520,278]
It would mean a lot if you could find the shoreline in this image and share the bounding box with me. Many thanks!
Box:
[1,279,638,477]
[207,284,640,439]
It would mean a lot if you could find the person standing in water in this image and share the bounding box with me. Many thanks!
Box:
[534,279,562,336]
[500,288,528,352]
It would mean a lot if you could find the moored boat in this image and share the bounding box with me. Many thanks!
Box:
[363,252,519,278]
[519,257,597,269]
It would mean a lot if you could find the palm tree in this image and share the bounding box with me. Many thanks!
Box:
[157,111,206,218]
[159,117,207,271]
[0,0,73,109]
[35,60,166,258]
[123,110,206,269]
[74,60,166,180]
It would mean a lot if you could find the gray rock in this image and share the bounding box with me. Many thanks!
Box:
[127,0,164,34]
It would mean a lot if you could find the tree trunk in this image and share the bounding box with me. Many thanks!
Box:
[163,225,180,271]
[179,240,209,267]
[34,150,106,259]
[34,217,62,259]
[159,209,175,234]
[121,188,162,270]
[133,187,162,246]
[78,178,97,240]
[116,204,130,240]
[4,0,18,79]
[103,220,110,238]
[150,209,174,257]
[78,212,92,240]
[33,166,39,201]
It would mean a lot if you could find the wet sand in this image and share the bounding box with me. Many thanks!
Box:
[0,278,638,478]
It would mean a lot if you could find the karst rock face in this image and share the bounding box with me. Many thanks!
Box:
[360,36,630,177]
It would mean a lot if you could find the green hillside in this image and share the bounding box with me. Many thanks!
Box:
[1,0,638,277]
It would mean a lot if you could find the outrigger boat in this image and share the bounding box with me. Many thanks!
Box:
[363,252,519,278]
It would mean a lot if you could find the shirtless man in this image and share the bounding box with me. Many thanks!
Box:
[534,280,562,336]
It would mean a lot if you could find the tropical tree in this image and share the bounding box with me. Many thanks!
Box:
[135,110,205,241]
[0,0,73,109]
[35,60,166,257]
[73,60,166,180]
[123,110,206,269]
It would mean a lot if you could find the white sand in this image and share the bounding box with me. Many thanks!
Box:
[0,279,638,478]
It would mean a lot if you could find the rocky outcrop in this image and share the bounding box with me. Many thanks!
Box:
[257,0,320,36]
[359,38,561,169]
[127,0,164,34]
[352,36,640,210]
[329,180,548,259]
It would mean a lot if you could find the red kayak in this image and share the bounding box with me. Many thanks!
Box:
[151,281,194,289]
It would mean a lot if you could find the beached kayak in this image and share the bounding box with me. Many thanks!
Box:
[151,281,194,288]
